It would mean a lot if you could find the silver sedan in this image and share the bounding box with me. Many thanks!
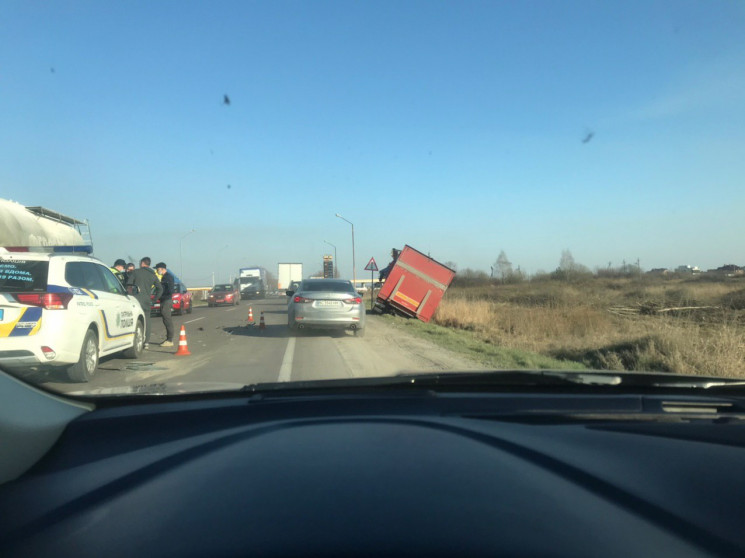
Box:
[287,279,366,336]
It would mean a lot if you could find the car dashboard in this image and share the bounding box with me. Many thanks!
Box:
[1,380,744,557]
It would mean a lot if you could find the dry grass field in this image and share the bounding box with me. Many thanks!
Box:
[432,276,745,377]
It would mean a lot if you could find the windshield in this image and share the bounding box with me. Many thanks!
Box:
[1,1,745,397]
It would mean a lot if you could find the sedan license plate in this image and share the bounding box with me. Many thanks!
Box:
[316,300,341,308]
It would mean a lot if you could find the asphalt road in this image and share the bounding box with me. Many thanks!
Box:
[22,295,485,396]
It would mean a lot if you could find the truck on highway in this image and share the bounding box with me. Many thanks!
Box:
[0,199,92,250]
[278,263,303,292]
[238,266,267,299]
[374,245,455,323]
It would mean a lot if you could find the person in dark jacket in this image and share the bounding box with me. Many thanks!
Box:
[379,248,401,282]
[155,262,175,347]
[126,257,163,348]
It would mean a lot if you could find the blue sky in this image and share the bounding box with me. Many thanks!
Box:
[1,1,744,284]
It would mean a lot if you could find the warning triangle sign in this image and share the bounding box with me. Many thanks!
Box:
[364,257,378,271]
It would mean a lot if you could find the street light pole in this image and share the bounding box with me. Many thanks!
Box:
[179,228,196,280]
[323,240,337,278]
[335,213,355,286]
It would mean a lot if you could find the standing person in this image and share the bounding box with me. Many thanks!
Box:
[126,257,163,348]
[125,262,135,282]
[154,262,175,347]
[379,248,401,282]
[110,259,127,286]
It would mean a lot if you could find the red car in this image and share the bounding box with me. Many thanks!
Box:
[207,283,240,307]
[151,279,193,316]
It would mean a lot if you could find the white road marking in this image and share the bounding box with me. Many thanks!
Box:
[225,307,238,312]
[184,317,205,324]
[278,337,295,382]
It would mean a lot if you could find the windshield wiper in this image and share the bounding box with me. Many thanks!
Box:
[238,370,626,394]
[395,370,624,387]
[69,372,745,401]
[239,370,745,395]
[394,370,745,391]
[647,378,745,390]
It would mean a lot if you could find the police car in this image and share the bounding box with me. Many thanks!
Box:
[0,246,146,382]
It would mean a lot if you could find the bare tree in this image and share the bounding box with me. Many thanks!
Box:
[511,265,526,283]
[494,251,513,282]
[555,249,590,281]
[559,249,576,271]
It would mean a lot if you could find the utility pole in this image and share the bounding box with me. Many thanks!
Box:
[335,214,356,286]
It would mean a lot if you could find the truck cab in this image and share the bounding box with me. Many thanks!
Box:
[238,267,267,299]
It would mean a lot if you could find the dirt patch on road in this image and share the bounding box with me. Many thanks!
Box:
[334,315,488,378]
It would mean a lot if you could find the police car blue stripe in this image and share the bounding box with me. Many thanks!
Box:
[8,307,43,337]
[48,284,98,299]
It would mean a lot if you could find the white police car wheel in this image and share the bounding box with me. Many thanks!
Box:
[123,320,144,359]
[67,329,98,383]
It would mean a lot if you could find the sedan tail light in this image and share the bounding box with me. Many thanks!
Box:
[12,292,73,309]
[344,297,363,304]
[294,295,312,303]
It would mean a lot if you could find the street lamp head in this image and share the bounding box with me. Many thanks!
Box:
[335,213,353,226]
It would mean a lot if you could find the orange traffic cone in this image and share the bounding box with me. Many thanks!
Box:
[247,306,254,323]
[175,325,191,356]
[259,311,265,330]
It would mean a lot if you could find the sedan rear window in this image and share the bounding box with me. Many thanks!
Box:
[0,259,48,292]
[302,281,354,293]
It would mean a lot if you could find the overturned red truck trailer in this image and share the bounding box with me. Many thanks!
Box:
[374,245,456,323]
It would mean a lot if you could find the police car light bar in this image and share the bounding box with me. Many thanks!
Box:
[1,245,94,254]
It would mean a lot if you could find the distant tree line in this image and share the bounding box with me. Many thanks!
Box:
[448,250,736,288]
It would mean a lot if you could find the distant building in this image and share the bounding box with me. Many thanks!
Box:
[707,264,744,277]
[675,265,700,274]
[648,268,669,275]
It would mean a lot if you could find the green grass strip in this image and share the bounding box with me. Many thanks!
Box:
[380,314,586,371]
